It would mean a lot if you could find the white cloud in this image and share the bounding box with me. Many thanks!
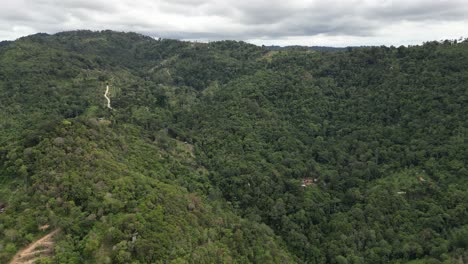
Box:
[1,0,467,46]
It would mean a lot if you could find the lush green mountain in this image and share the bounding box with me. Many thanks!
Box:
[0,30,467,263]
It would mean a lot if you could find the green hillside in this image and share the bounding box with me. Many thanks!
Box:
[0,30,466,263]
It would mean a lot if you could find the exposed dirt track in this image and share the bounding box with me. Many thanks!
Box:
[10,229,59,264]
[105,85,112,109]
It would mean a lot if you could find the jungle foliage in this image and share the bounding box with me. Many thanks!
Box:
[0,30,466,263]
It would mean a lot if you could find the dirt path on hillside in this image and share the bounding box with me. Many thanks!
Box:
[10,229,59,264]
[105,85,112,110]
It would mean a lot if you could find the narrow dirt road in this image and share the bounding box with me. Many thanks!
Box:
[104,85,112,110]
[10,229,59,264]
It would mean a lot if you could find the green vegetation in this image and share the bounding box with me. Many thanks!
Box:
[0,30,466,263]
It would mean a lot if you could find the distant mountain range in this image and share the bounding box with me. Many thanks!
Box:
[264,45,349,52]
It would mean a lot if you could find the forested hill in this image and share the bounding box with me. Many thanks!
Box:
[0,30,467,263]
[265,45,347,52]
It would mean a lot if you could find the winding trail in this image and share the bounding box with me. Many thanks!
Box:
[104,85,112,110]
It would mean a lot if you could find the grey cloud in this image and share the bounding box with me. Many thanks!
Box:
[54,0,115,11]
[367,0,468,21]
[0,0,467,46]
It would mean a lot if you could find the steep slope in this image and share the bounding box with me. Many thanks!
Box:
[2,119,292,263]
[182,43,468,263]
[0,31,293,263]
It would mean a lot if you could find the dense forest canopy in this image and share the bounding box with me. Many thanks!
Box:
[0,30,467,263]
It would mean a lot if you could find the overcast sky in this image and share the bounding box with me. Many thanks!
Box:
[1,0,467,46]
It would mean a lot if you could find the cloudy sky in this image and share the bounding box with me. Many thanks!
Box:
[1,0,467,46]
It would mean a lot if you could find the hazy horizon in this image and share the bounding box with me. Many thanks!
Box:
[3,29,466,48]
